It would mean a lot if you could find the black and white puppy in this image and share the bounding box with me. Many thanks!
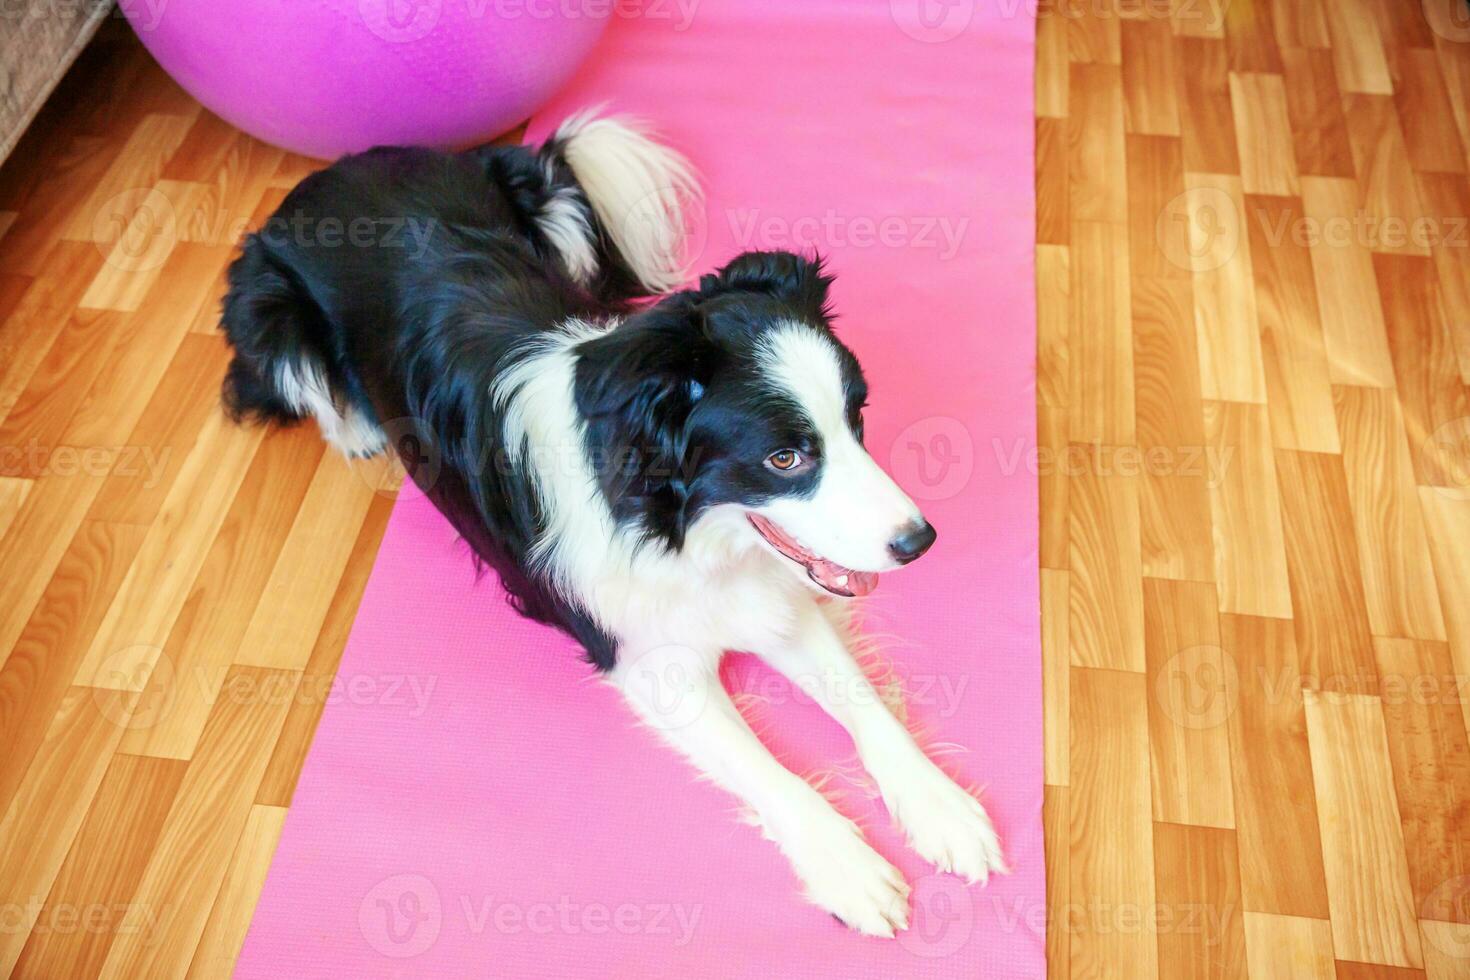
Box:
[220,110,1005,935]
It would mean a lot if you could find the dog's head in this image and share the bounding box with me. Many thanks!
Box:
[575,251,933,595]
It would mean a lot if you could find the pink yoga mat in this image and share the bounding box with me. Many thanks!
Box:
[237,1,1041,976]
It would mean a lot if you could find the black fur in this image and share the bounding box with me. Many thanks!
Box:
[220,135,866,670]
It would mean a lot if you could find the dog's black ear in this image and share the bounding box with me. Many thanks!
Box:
[573,309,712,547]
[698,250,833,321]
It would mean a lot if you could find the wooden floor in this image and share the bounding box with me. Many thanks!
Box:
[1039,0,1470,976]
[1,3,1469,976]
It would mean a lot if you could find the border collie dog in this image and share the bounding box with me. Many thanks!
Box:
[220,110,1005,935]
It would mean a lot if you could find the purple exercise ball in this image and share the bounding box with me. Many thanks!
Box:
[119,0,609,159]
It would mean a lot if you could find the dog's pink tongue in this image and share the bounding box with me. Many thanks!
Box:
[808,561,879,597]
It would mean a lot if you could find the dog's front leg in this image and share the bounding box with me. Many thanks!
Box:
[611,641,910,936]
[758,600,1008,883]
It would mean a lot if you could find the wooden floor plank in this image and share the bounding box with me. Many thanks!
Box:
[118,425,325,761]
[1127,134,1191,280]
[11,754,187,979]
[1275,450,1380,694]
[1246,193,1340,453]
[1341,95,1431,257]
[1068,221,1135,445]
[59,113,195,243]
[1070,667,1159,979]
[0,471,110,665]
[1203,400,1294,619]
[0,241,107,428]
[1333,386,1448,642]
[97,666,295,979]
[59,247,235,449]
[0,476,32,544]
[1231,73,1301,195]
[1043,567,1071,787]
[1038,118,1069,247]
[1037,242,1070,410]
[1279,47,1356,178]
[1069,445,1146,672]
[1037,4,1068,118]
[1435,30,1470,175]
[0,310,131,460]
[1177,38,1242,174]
[1300,176,1398,388]
[255,493,393,807]
[1144,578,1236,828]
[1223,0,1281,74]
[1304,691,1423,969]
[1333,961,1428,979]
[1417,490,1470,740]
[185,804,287,979]
[0,521,147,818]
[1387,47,1467,175]
[1069,63,1128,224]
[1376,254,1470,490]
[73,412,261,695]
[1039,402,1069,572]
[1372,636,1470,925]
[1132,275,1216,581]
[0,688,135,976]
[1322,0,1394,94]
[1223,614,1332,918]
[1044,784,1069,980]
[1243,912,1337,980]
[84,332,232,527]
[1065,0,1121,65]
[1123,18,1182,135]
[1413,173,1470,385]
[233,451,380,670]
[1272,0,1331,50]
[1186,174,1267,403]
[1152,822,1248,979]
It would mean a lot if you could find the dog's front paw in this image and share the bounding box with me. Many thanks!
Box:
[888,768,1008,885]
[785,815,910,937]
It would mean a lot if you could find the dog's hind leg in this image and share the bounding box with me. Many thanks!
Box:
[271,356,387,458]
[611,641,911,937]
[220,236,386,458]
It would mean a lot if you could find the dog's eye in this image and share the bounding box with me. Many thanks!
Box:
[767,449,802,472]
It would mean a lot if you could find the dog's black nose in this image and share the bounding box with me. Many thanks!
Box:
[888,520,937,564]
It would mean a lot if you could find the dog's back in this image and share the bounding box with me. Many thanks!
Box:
[217,113,699,646]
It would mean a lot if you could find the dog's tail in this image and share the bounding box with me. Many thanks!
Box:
[532,108,701,297]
